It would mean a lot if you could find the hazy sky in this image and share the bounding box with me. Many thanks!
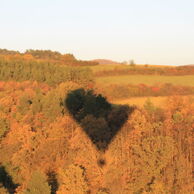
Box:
[1,0,194,65]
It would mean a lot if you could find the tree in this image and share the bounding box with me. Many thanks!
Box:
[144,98,155,113]
[57,164,89,194]
[0,184,9,194]
[65,88,111,121]
[80,115,110,150]
[129,59,135,66]
[127,135,176,193]
[24,171,51,194]
[96,188,110,194]
[0,166,18,194]
[0,117,9,139]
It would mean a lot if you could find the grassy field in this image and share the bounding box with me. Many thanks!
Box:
[112,95,194,107]
[112,96,167,107]
[88,64,128,73]
[96,75,194,86]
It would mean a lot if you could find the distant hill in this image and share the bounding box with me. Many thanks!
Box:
[93,59,121,65]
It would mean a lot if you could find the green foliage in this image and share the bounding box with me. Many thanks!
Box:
[24,171,51,194]
[0,57,94,86]
[42,91,64,121]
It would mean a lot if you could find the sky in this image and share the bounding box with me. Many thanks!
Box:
[0,0,194,65]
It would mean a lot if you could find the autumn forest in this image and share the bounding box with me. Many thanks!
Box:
[0,49,193,194]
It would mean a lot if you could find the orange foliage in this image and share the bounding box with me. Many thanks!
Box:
[0,81,193,193]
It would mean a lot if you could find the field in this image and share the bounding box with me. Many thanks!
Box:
[88,64,128,72]
[88,64,172,73]
[96,74,194,86]
[112,95,194,107]
[112,96,167,107]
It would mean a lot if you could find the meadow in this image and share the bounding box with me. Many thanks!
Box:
[112,96,167,107]
[88,64,128,72]
[96,74,194,86]
[88,64,172,73]
[112,95,194,107]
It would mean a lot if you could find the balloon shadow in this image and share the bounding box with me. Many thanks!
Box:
[65,88,134,152]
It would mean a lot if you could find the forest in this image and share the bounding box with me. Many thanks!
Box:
[0,49,193,194]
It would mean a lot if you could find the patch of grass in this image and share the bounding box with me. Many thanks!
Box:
[112,95,194,107]
[88,64,172,73]
[87,64,129,73]
[112,96,167,107]
[96,75,194,86]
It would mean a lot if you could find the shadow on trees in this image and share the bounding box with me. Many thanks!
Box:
[0,166,18,194]
[47,171,59,194]
[65,88,134,151]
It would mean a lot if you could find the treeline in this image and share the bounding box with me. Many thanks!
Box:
[0,49,98,66]
[95,65,194,76]
[96,83,194,100]
[0,56,94,86]
[0,81,193,193]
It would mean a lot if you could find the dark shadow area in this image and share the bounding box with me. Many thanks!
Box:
[47,171,59,194]
[0,166,19,194]
[97,157,106,168]
[65,88,134,151]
